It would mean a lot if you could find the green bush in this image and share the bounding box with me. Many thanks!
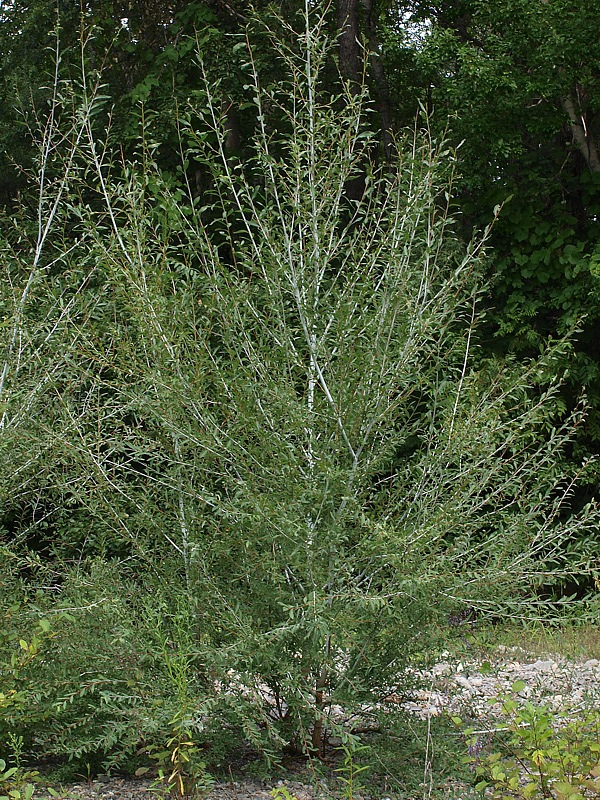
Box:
[1,2,599,777]
[457,682,600,799]
[0,564,209,770]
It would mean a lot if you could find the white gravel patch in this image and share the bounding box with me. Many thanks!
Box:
[399,647,600,720]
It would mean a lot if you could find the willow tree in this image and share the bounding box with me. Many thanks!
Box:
[1,2,597,763]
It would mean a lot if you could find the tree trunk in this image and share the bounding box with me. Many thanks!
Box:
[222,99,242,156]
[311,664,329,756]
[337,0,362,92]
[561,92,600,173]
[359,0,395,164]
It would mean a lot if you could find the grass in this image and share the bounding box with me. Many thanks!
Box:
[430,620,600,664]
[474,622,600,661]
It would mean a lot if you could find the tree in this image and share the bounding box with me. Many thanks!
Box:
[389,0,600,476]
[1,2,598,766]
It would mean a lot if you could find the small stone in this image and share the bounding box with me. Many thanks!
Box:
[531,659,556,671]
[455,675,472,690]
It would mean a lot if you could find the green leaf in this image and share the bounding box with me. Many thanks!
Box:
[554,781,581,800]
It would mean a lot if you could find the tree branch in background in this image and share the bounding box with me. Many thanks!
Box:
[561,90,600,173]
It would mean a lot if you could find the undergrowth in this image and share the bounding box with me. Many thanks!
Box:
[455,681,600,800]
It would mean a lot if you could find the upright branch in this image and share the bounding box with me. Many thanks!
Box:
[0,32,91,424]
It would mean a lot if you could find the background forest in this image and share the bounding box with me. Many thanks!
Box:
[0,0,599,796]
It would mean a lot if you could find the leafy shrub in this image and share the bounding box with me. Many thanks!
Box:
[1,1,599,776]
[0,563,210,770]
[0,757,36,800]
[0,582,55,752]
[457,681,600,799]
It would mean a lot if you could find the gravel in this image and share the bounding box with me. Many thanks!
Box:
[401,647,600,720]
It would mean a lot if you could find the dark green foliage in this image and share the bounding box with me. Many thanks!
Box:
[389,0,600,479]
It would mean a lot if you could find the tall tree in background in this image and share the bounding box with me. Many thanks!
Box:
[378,0,600,482]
